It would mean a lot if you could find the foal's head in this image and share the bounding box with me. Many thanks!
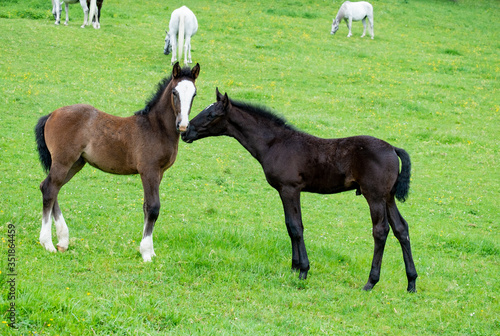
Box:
[170,62,200,132]
[181,88,231,143]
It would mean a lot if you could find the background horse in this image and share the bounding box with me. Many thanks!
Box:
[52,0,103,28]
[331,1,374,39]
[182,89,417,292]
[164,6,198,66]
[34,62,200,262]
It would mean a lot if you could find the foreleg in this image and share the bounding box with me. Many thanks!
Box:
[139,170,162,262]
[346,18,352,37]
[361,18,367,38]
[279,187,309,279]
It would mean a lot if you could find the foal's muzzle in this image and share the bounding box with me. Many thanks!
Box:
[177,122,188,133]
[181,127,196,143]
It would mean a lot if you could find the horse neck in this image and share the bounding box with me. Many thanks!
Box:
[336,5,346,21]
[146,88,178,137]
[226,106,288,161]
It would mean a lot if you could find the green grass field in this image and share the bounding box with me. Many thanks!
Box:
[0,0,499,334]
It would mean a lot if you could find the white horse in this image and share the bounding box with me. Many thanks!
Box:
[164,6,198,66]
[331,1,374,39]
[51,0,100,29]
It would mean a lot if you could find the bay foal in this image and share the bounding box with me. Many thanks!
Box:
[35,63,200,261]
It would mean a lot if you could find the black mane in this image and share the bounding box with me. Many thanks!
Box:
[229,99,296,130]
[135,67,195,115]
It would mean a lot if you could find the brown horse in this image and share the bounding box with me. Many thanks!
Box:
[182,89,418,292]
[35,62,200,262]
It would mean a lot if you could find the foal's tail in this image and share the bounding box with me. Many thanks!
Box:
[394,147,411,202]
[35,114,52,174]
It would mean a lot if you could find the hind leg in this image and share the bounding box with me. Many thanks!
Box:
[363,200,390,291]
[54,158,86,251]
[78,0,89,28]
[171,36,178,65]
[39,159,85,253]
[52,200,69,252]
[184,37,192,65]
[40,170,65,252]
[64,3,70,26]
[368,16,374,39]
[387,199,417,292]
[40,184,57,252]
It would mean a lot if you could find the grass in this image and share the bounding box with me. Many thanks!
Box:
[0,0,499,334]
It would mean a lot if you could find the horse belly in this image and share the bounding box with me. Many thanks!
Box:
[302,172,354,194]
[83,141,138,175]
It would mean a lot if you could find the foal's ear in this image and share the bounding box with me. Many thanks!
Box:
[222,92,231,109]
[172,62,181,78]
[191,63,200,79]
[216,87,223,101]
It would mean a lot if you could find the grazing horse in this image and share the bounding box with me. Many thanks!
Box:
[34,62,200,262]
[182,89,417,292]
[331,1,374,39]
[164,6,198,66]
[51,0,103,29]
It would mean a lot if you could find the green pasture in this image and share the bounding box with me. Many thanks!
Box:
[0,0,498,334]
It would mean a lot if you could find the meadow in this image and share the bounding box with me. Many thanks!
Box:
[0,0,498,334]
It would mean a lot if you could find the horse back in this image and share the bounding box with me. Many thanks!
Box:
[270,134,398,195]
[344,1,373,20]
[44,104,144,175]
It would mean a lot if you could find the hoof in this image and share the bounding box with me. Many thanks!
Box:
[142,252,156,262]
[41,242,57,253]
[140,249,156,262]
[298,270,308,280]
[56,245,67,252]
[363,281,376,291]
[407,281,417,293]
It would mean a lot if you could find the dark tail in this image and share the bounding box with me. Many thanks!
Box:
[394,147,411,202]
[35,114,52,174]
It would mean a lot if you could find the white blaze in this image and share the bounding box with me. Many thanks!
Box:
[175,80,196,131]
